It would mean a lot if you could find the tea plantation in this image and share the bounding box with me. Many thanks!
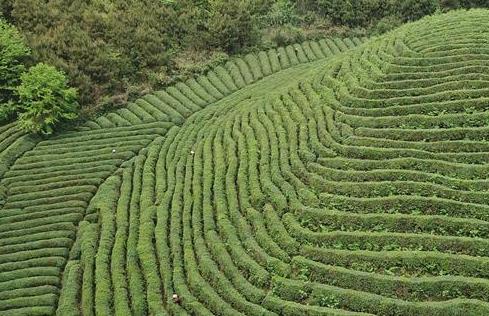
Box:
[2,9,489,316]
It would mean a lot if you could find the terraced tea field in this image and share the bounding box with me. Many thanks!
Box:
[2,9,489,316]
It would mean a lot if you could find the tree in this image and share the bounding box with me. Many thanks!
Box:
[205,0,262,53]
[15,63,78,134]
[0,18,30,120]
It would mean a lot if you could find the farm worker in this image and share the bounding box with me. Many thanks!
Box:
[172,293,181,304]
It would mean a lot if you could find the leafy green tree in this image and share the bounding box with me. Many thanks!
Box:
[15,63,78,134]
[0,19,30,120]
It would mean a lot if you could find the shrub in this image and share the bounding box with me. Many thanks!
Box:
[371,15,403,35]
[268,25,306,47]
[15,63,78,134]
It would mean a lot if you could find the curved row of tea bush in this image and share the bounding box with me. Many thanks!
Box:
[53,9,489,316]
[0,37,363,315]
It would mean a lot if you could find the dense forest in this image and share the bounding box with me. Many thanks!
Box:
[1,0,488,132]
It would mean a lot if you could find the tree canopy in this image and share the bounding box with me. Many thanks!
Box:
[15,63,78,134]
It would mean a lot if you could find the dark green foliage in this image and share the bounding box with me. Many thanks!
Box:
[5,0,175,111]
[296,0,489,29]
[297,0,439,26]
[205,0,261,53]
[444,0,489,9]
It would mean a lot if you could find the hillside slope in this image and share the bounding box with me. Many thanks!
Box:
[0,38,364,315]
[2,8,489,316]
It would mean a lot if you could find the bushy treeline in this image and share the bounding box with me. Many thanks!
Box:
[295,0,489,27]
[0,0,273,115]
[1,0,489,120]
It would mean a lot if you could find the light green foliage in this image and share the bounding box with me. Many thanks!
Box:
[15,63,78,134]
[0,19,29,120]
